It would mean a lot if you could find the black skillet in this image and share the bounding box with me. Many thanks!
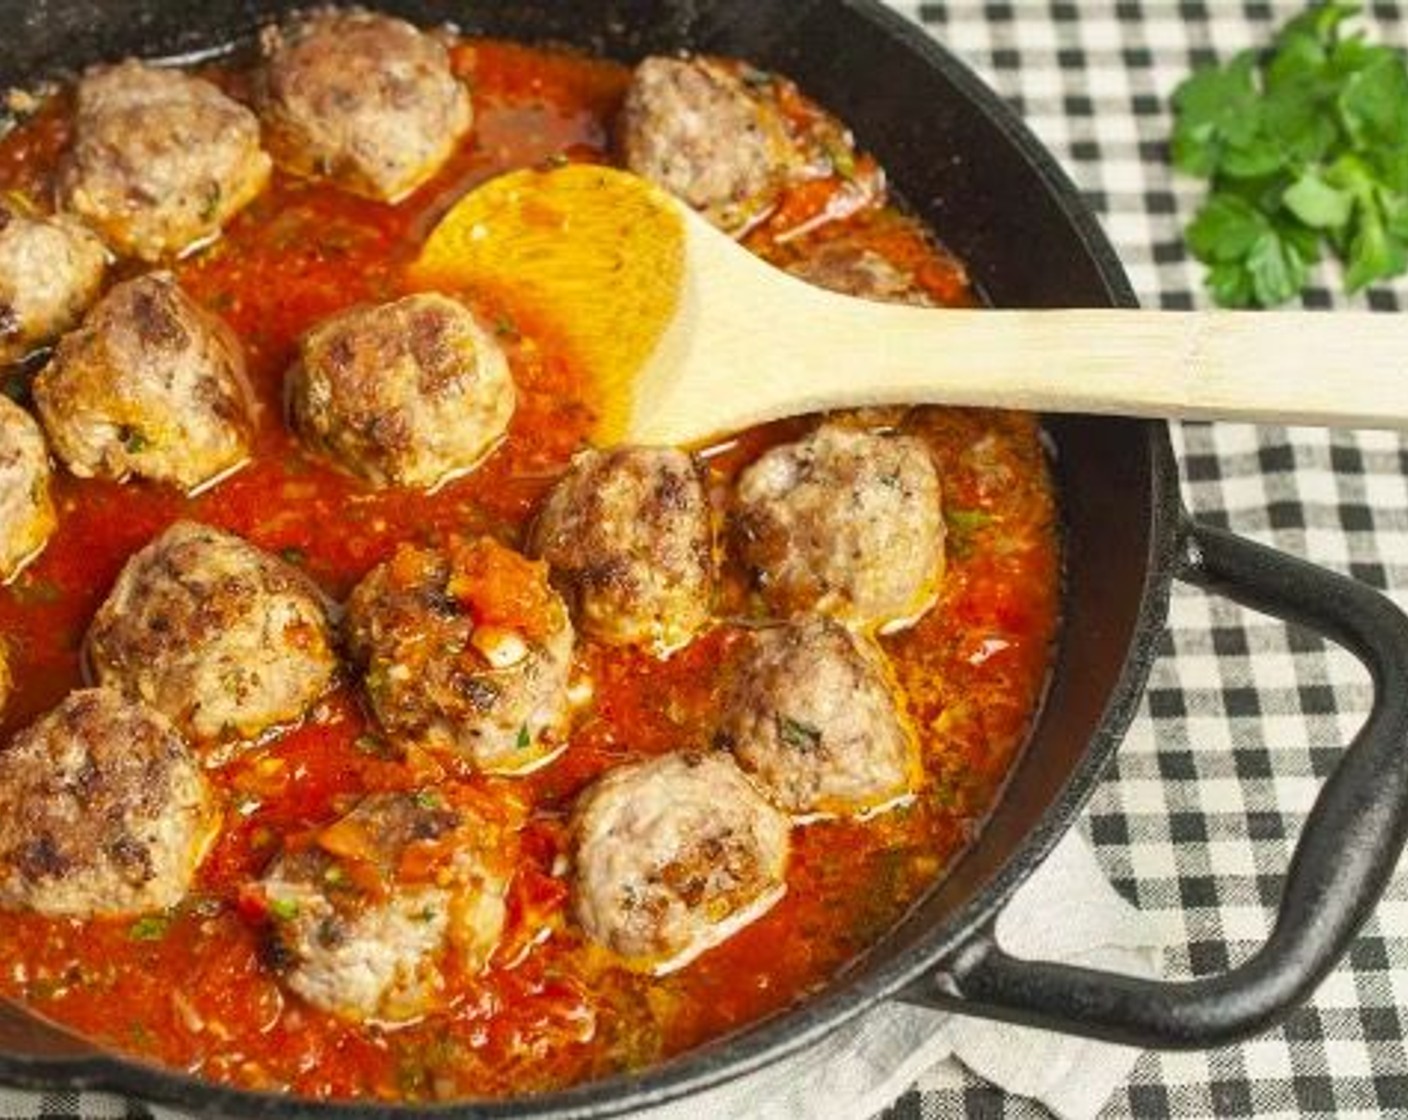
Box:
[3,1,1408,1116]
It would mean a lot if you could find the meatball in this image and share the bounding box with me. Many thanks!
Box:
[257,9,472,202]
[32,273,253,493]
[287,293,514,490]
[60,60,270,261]
[0,200,107,365]
[0,689,217,917]
[346,536,574,774]
[530,447,713,653]
[0,396,57,581]
[259,790,516,1024]
[733,423,944,631]
[571,751,789,973]
[619,56,795,233]
[785,242,936,307]
[86,521,338,751]
[714,618,917,820]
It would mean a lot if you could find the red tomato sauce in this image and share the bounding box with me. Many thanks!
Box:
[0,38,1059,1101]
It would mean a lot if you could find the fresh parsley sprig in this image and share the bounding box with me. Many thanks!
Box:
[1172,3,1408,307]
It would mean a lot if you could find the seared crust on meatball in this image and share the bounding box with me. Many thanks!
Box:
[259,790,516,1024]
[33,274,253,492]
[60,60,270,261]
[86,521,338,750]
[258,9,472,201]
[619,56,795,234]
[733,423,944,631]
[0,201,107,364]
[0,689,217,917]
[785,242,935,306]
[715,618,917,820]
[346,536,574,774]
[0,396,57,581]
[530,447,713,653]
[288,293,514,490]
[570,751,789,973]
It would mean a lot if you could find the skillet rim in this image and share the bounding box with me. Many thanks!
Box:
[0,0,1182,1114]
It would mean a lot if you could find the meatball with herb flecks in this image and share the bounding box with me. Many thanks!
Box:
[570,751,789,973]
[258,790,518,1024]
[618,56,796,234]
[0,689,218,917]
[530,446,714,654]
[33,274,253,493]
[0,200,107,365]
[346,536,574,774]
[784,241,936,306]
[257,9,472,202]
[86,521,338,753]
[60,59,270,261]
[714,617,917,820]
[733,423,944,631]
[0,395,57,581]
[287,293,514,490]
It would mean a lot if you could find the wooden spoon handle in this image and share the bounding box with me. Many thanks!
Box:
[848,307,1408,428]
[653,299,1408,442]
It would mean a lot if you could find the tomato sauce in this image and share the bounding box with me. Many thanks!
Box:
[0,38,1059,1101]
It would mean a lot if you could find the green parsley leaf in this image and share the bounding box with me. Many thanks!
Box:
[1283,170,1354,229]
[1245,227,1312,307]
[515,723,531,750]
[1170,51,1261,177]
[776,714,822,753]
[1345,208,1408,291]
[1186,194,1267,263]
[269,897,299,921]
[128,914,171,941]
[1172,3,1408,306]
[118,425,149,454]
[1,370,28,405]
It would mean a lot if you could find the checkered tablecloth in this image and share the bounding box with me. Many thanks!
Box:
[4,4,1408,1120]
[874,2,1408,1117]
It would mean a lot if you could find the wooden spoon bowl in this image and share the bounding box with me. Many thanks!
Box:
[413,164,1408,444]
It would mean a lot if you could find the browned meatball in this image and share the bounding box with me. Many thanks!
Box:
[287,293,514,490]
[571,751,790,973]
[259,790,516,1023]
[530,447,713,653]
[60,60,270,261]
[714,618,917,820]
[733,423,944,631]
[32,274,253,493]
[618,56,795,234]
[785,242,936,306]
[345,536,574,774]
[0,200,107,364]
[0,689,218,917]
[258,9,472,201]
[0,396,57,581]
[86,521,338,752]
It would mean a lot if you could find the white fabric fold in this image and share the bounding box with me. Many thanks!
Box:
[632,830,1168,1120]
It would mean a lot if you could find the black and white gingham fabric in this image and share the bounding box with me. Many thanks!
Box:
[874,2,1408,1118]
[3,4,1408,1120]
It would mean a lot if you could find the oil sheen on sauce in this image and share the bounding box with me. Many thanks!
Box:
[0,38,1059,1101]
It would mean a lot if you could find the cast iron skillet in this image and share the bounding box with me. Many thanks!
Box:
[3,1,1408,1116]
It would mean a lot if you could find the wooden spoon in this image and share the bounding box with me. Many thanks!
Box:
[411,164,1408,445]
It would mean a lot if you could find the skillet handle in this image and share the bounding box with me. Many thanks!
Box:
[898,518,1408,1048]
